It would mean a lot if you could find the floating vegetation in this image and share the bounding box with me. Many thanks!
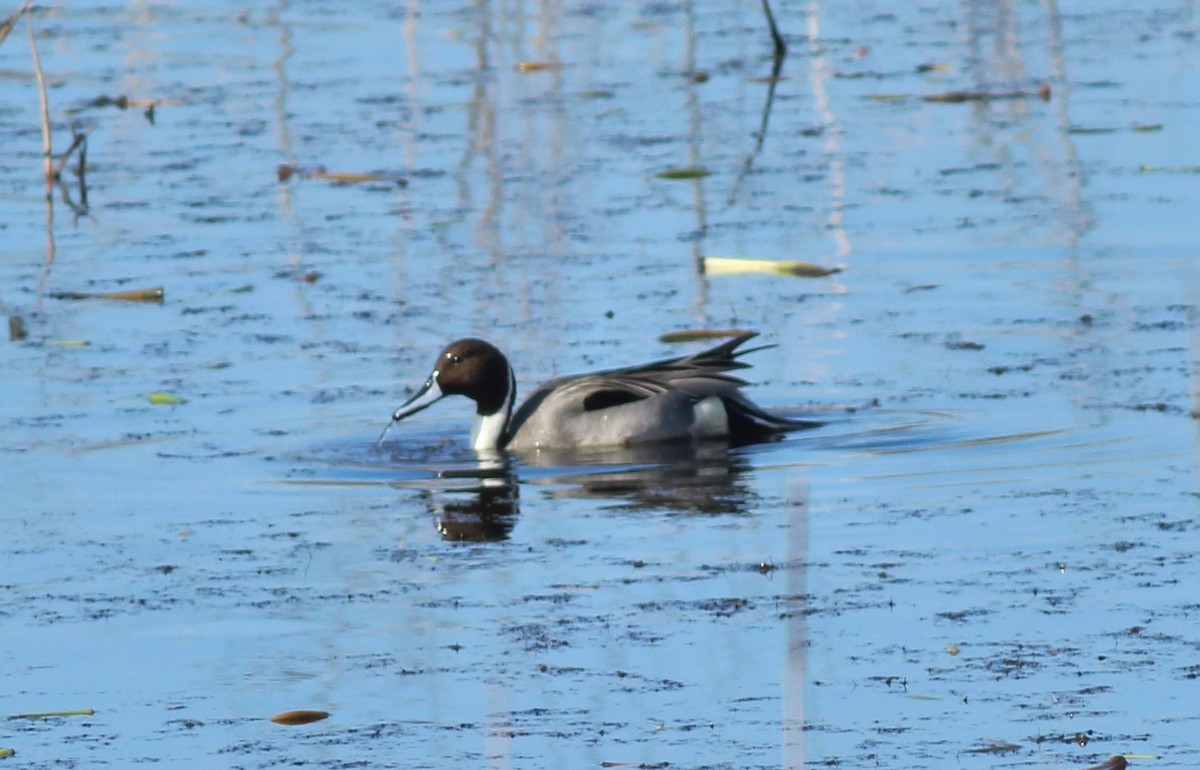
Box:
[276,164,404,186]
[964,739,1021,754]
[515,61,561,72]
[8,315,25,341]
[657,167,711,180]
[7,709,94,721]
[659,328,755,343]
[148,392,187,406]
[1140,164,1200,173]
[269,710,330,726]
[869,84,1051,103]
[923,83,1050,103]
[50,286,164,303]
[703,256,841,278]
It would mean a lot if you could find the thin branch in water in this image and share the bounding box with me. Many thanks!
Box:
[27,10,52,186]
[0,0,33,49]
[52,129,88,180]
[725,0,789,207]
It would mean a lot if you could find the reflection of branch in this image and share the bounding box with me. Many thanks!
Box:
[726,0,788,206]
[762,0,787,61]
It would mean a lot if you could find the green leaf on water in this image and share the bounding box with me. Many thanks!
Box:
[7,709,95,721]
[1140,164,1200,173]
[148,392,187,405]
[657,167,711,180]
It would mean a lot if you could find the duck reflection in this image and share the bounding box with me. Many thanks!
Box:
[435,481,520,541]
[420,440,764,541]
[519,440,758,515]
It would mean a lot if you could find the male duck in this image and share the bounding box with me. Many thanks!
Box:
[381,332,809,452]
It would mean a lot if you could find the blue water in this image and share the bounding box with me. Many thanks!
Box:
[3,1,1199,767]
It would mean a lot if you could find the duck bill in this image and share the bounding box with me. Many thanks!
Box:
[378,374,443,445]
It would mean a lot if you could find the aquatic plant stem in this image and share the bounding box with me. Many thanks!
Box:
[27,10,52,187]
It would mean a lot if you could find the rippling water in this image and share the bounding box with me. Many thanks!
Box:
[3,1,1199,767]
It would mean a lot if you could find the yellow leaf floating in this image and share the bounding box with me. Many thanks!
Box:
[657,167,711,180]
[0,747,13,758]
[269,709,330,726]
[148,392,187,405]
[515,61,560,72]
[703,256,841,278]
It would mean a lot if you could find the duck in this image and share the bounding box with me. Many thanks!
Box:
[380,332,811,452]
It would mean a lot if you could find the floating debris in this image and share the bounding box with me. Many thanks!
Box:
[1081,757,1128,770]
[269,709,330,726]
[659,328,755,344]
[277,163,405,186]
[84,94,184,110]
[703,256,841,278]
[515,61,561,72]
[965,738,1022,754]
[309,170,387,184]
[657,167,711,180]
[148,392,187,406]
[923,83,1050,103]
[50,286,164,303]
[8,315,25,341]
[7,709,95,721]
[1139,164,1200,174]
[916,62,952,73]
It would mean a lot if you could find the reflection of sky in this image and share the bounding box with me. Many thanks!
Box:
[3,1,1199,767]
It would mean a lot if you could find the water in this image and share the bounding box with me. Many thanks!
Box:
[3,0,1199,767]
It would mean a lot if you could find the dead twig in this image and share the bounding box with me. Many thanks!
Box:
[0,0,33,49]
[27,10,52,186]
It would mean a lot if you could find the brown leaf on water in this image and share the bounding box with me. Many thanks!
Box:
[309,170,387,184]
[278,164,404,186]
[50,287,164,303]
[924,83,1050,103]
[95,287,165,302]
[269,709,330,726]
[659,328,755,343]
[1081,757,1128,770]
[8,315,26,341]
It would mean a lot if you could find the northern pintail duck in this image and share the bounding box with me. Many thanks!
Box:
[381,332,808,451]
